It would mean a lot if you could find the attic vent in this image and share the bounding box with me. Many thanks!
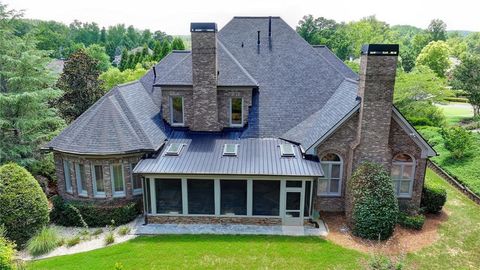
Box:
[165,143,185,156]
[223,144,238,156]
[280,144,295,157]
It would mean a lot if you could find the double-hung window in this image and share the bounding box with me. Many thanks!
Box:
[391,154,415,198]
[318,153,342,196]
[63,160,73,193]
[170,96,184,126]
[230,97,243,127]
[92,165,105,197]
[75,163,88,197]
[111,164,125,197]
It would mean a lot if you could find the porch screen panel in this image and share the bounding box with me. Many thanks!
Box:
[155,179,183,214]
[220,180,247,215]
[304,181,311,216]
[188,180,215,215]
[253,180,280,216]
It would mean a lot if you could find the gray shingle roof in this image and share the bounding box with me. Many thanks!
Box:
[134,131,323,176]
[312,45,359,80]
[46,81,168,154]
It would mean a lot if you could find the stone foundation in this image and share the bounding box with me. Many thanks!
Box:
[147,215,282,225]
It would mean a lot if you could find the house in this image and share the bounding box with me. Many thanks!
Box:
[46,17,436,227]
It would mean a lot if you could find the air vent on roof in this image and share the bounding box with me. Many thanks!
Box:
[280,144,295,157]
[223,144,238,156]
[165,143,185,156]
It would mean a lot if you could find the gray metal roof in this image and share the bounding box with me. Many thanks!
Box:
[46,81,168,154]
[134,131,323,177]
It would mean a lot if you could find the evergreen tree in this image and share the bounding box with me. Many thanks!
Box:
[171,37,185,50]
[152,40,162,61]
[160,39,172,59]
[119,48,128,71]
[0,3,65,168]
[56,49,104,122]
[99,27,107,44]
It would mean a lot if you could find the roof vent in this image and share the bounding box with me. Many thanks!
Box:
[280,144,295,157]
[223,144,239,156]
[165,143,185,156]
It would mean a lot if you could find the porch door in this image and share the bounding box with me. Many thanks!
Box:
[283,181,304,226]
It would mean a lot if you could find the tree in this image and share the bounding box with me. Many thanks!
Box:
[427,19,447,41]
[0,163,49,247]
[56,49,104,122]
[85,44,111,72]
[159,39,172,59]
[452,55,480,117]
[99,64,149,90]
[171,37,185,50]
[0,3,65,169]
[118,48,129,71]
[296,15,319,44]
[344,16,390,58]
[441,127,474,159]
[99,26,106,44]
[415,41,450,78]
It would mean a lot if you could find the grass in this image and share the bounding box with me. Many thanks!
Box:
[65,236,81,247]
[27,227,60,257]
[437,102,474,125]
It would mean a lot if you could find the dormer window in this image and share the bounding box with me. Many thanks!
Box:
[223,144,238,156]
[280,144,295,157]
[165,143,185,156]
[170,96,184,126]
[230,97,243,127]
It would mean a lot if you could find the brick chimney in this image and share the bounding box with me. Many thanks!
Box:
[190,22,220,131]
[354,44,399,168]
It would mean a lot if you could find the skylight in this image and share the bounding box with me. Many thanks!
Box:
[280,144,295,157]
[165,143,185,156]
[223,144,238,156]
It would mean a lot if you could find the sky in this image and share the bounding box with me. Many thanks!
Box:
[4,0,479,35]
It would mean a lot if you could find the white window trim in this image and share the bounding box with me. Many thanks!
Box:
[63,160,73,194]
[392,155,416,198]
[75,163,88,197]
[131,163,142,195]
[170,96,184,127]
[229,97,243,127]
[110,164,126,198]
[318,155,343,197]
[91,164,106,198]
[223,144,239,156]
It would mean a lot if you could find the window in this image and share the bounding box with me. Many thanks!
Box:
[391,154,415,198]
[280,144,295,157]
[221,180,247,215]
[230,97,243,126]
[63,160,73,193]
[75,163,88,197]
[318,153,342,196]
[170,96,184,126]
[304,181,312,216]
[188,180,215,215]
[165,143,185,156]
[92,165,105,197]
[223,144,238,156]
[110,164,125,197]
[253,180,280,216]
[131,163,142,195]
[155,179,183,214]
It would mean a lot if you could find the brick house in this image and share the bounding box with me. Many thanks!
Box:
[46,17,435,226]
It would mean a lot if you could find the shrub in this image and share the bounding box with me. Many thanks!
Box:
[417,126,443,147]
[117,226,131,236]
[441,126,474,159]
[0,226,17,270]
[400,101,446,128]
[104,232,115,246]
[66,236,81,247]
[421,184,447,214]
[397,212,425,230]
[348,162,399,240]
[50,195,140,227]
[365,253,404,270]
[27,227,60,257]
[0,163,49,247]
[92,228,103,236]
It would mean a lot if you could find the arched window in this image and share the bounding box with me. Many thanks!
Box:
[318,153,343,196]
[391,154,415,198]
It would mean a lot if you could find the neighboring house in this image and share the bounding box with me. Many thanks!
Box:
[46,17,435,226]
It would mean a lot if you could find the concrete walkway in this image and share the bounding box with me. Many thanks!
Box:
[136,220,328,237]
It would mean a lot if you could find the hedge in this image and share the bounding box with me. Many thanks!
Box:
[0,226,16,270]
[348,162,399,240]
[397,212,425,230]
[0,163,49,247]
[421,184,447,214]
[50,195,141,227]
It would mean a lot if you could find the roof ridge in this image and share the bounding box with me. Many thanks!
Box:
[172,50,191,53]
[154,52,191,85]
[217,40,259,86]
[233,16,281,19]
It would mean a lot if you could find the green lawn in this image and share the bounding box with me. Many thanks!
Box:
[436,102,474,125]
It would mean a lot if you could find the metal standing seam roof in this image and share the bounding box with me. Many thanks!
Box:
[134,131,323,177]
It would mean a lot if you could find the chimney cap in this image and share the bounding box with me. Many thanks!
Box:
[190,22,217,32]
[361,44,399,56]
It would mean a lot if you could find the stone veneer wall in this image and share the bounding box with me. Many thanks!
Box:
[147,215,282,225]
[54,152,143,201]
[161,87,252,129]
